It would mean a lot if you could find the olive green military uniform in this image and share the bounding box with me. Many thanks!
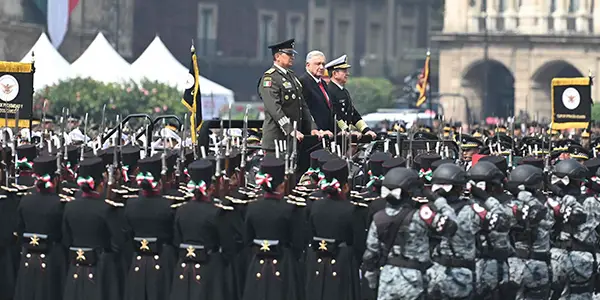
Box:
[259,65,316,151]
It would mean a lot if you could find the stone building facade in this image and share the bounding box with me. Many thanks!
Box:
[434,0,600,124]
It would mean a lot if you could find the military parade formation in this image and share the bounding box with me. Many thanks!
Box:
[0,36,600,300]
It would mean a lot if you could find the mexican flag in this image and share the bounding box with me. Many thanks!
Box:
[33,0,80,48]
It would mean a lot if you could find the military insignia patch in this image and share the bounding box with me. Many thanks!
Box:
[283,82,292,89]
[263,78,272,87]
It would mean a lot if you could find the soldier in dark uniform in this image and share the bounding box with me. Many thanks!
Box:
[123,155,176,300]
[325,55,377,139]
[459,134,483,170]
[0,147,18,300]
[15,144,37,187]
[258,38,321,151]
[242,155,305,300]
[304,158,362,300]
[62,157,125,300]
[14,155,66,300]
[170,158,242,300]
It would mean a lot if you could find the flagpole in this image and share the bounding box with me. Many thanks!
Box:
[426,48,433,127]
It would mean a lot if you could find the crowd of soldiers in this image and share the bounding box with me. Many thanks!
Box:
[3,36,600,300]
[1,104,600,300]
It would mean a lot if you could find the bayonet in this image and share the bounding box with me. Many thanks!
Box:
[80,113,88,161]
[160,118,168,193]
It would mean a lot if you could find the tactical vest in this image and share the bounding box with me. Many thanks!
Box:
[372,205,424,270]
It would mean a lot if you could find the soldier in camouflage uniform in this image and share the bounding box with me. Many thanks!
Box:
[362,167,457,300]
[505,164,554,299]
[467,161,515,299]
[547,159,595,299]
[424,163,508,299]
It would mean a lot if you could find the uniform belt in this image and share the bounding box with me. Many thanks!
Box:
[22,233,49,252]
[179,243,213,263]
[253,239,280,257]
[479,248,512,261]
[555,240,596,252]
[69,247,99,266]
[134,237,161,255]
[515,248,550,262]
[433,256,475,270]
[570,280,594,294]
[387,256,432,272]
[311,237,347,256]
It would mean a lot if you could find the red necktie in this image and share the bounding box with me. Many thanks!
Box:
[318,81,331,109]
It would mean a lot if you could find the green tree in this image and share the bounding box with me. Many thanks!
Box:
[592,103,600,121]
[34,78,185,124]
[345,77,396,115]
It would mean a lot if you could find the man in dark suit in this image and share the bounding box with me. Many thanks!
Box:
[325,54,377,139]
[299,51,335,135]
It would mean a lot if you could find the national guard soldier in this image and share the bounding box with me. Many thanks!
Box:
[467,161,516,299]
[123,155,176,300]
[62,157,125,300]
[505,164,554,299]
[258,38,321,151]
[170,158,241,300]
[424,164,507,299]
[304,158,361,300]
[242,155,304,300]
[547,159,594,299]
[362,167,457,300]
[325,54,377,140]
[14,155,66,300]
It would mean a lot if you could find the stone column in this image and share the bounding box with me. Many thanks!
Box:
[575,0,590,33]
[594,0,600,33]
[504,0,518,31]
[537,0,550,33]
[487,0,498,31]
[518,0,538,33]
[552,0,568,32]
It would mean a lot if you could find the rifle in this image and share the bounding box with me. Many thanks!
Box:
[13,110,19,186]
[80,113,89,161]
[508,116,515,169]
[175,113,187,187]
[213,128,222,199]
[239,105,249,188]
[55,115,64,193]
[107,115,118,199]
[160,118,168,194]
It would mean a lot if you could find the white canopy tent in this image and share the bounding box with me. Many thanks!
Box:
[69,32,133,83]
[131,36,234,119]
[21,33,71,91]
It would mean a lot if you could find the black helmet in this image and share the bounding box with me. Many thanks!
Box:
[382,167,422,199]
[508,165,543,187]
[431,164,468,185]
[553,159,588,181]
[467,161,505,185]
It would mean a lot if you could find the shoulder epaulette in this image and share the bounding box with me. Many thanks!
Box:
[171,202,186,209]
[351,201,369,208]
[287,199,307,207]
[122,186,139,192]
[0,194,7,199]
[309,196,321,201]
[214,203,234,211]
[123,195,138,199]
[112,189,129,194]
[62,187,75,194]
[59,194,75,202]
[288,195,306,202]
[17,192,32,196]
[225,195,248,204]
[264,68,275,74]
[1,186,18,193]
[164,195,185,201]
[352,194,364,199]
[104,199,124,207]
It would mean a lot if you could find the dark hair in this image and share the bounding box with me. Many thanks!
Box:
[139,179,154,191]
[35,174,55,193]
